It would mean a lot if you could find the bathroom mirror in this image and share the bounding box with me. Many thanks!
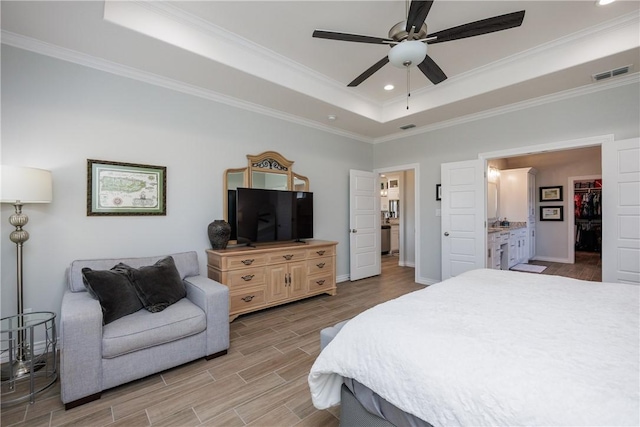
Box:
[487,182,499,221]
[223,151,309,221]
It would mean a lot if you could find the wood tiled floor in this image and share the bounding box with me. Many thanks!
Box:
[1,256,421,427]
[529,250,602,282]
[1,252,601,427]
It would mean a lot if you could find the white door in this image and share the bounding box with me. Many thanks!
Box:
[349,170,380,281]
[602,137,640,284]
[441,159,485,280]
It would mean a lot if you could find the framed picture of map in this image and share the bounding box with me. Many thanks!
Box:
[87,159,166,216]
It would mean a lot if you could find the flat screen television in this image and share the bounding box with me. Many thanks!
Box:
[230,187,313,245]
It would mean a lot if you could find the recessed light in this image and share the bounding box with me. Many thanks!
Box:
[384,84,394,91]
[327,114,337,121]
[596,0,615,5]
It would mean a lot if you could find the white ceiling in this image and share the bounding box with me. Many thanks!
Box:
[1,1,639,142]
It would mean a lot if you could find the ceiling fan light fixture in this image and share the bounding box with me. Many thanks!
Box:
[388,41,427,69]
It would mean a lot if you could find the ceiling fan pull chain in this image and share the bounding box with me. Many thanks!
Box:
[406,67,411,110]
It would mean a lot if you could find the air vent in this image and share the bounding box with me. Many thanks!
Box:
[399,124,416,130]
[592,65,631,82]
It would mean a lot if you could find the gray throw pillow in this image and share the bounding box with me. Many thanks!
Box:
[123,256,186,313]
[81,265,144,325]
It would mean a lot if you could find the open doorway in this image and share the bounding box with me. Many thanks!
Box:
[483,145,602,281]
[375,164,421,283]
[380,173,400,258]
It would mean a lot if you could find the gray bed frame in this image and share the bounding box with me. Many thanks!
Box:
[340,384,396,427]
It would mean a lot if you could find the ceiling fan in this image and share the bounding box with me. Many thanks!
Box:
[312,0,526,87]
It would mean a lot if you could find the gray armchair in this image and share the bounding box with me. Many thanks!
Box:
[60,251,229,409]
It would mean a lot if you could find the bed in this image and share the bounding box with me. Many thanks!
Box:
[308,269,640,426]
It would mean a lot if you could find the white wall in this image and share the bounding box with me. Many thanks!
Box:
[374,80,640,282]
[3,46,639,320]
[0,47,372,321]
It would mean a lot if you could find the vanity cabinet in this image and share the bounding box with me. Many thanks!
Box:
[508,228,528,267]
[207,240,337,321]
[528,221,536,260]
[488,231,509,270]
[499,168,537,222]
[487,232,501,269]
[500,167,536,264]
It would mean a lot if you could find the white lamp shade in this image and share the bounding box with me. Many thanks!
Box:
[388,41,428,68]
[1,165,53,203]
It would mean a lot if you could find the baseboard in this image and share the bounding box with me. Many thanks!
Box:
[399,261,416,268]
[0,339,55,364]
[532,256,572,264]
[336,274,350,283]
[417,276,439,286]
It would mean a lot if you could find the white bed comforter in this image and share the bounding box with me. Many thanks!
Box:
[308,269,640,426]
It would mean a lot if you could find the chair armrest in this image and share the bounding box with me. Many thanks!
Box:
[60,290,104,404]
[183,275,230,355]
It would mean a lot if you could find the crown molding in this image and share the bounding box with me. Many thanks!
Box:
[139,1,379,108]
[103,1,382,122]
[1,31,373,144]
[4,28,636,146]
[374,72,640,144]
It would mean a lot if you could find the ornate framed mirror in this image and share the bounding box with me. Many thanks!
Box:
[223,151,309,221]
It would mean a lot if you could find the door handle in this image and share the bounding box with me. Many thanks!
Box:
[444,232,450,236]
[351,229,358,233]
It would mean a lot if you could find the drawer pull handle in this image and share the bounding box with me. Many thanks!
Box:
[316,262,325,268]
[283,254,294,260]
[241,259,254,265]
[241,274,255,281]
[241,295,255,302]
[316,250,325,255]
[316,279,325,285]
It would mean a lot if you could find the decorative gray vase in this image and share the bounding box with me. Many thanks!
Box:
[207,220,231,250]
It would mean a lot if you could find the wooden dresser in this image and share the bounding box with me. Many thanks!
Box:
[206,240,338,321]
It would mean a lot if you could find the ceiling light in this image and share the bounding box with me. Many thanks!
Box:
[597,0,615,5]
[388,41,427,69]
[384,84,395,91]
[327,114,337,121]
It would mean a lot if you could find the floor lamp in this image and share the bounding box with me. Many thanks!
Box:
[0,165,53,379]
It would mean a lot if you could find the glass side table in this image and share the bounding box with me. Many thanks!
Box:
[1,312,57,407]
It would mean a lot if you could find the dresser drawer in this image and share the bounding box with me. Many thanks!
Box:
[224,254,268,270]
[230,287,267,313]
[226,267,265,287]
[306,257,334,275]
[307,246,335,259]
[266,249,307,264]
[307,272,335,293]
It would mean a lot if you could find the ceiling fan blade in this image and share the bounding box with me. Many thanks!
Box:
[348,56,390,87]
[417,55,447,85]
[406,0,434,34]
[427,10,525,44]
[313,30,393,45]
